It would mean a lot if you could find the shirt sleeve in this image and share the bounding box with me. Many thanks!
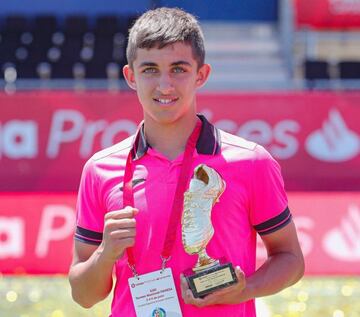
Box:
[250,145,292,235]
[74,158,105,245]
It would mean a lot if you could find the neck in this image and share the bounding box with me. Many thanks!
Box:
[144,115,199,160]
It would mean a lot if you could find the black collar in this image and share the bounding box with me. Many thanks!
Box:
[131,114,221,160]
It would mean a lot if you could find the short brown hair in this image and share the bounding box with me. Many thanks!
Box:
[126,7,205,69]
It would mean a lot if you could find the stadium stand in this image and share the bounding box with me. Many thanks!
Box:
[297,35,360,89]
[338,61,360,80]
[0,14,133,81]
[304,59,331,81]
[201,22,290,90]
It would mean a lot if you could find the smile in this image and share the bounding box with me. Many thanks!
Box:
[153,97,178,105]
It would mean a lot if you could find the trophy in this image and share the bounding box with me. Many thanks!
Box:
[182,164,237,298]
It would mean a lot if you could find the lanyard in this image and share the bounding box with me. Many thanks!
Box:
[123,120,202,277]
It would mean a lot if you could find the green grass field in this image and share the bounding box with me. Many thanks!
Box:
[0,276,359,317]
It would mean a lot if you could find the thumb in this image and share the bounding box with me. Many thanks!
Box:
[235,266,245,279]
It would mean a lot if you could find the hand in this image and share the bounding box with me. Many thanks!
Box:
[180,266,246,307]
[99,206,139,262]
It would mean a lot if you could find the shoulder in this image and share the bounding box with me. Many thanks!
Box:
[218,129,276,163]
[82,135,133,174]
[220,129,256,150]
[219,129,260,154]
[91,135,133,162]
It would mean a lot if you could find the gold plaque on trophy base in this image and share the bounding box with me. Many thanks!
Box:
[184,258,237,298]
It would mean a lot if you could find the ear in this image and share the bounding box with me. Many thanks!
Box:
[195,63,211,89]
[123,64,137,90]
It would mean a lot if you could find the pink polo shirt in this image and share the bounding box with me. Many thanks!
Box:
[75,115,291,317]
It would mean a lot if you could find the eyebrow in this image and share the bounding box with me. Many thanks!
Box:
[139,60,192,68]
[172,61,192,67]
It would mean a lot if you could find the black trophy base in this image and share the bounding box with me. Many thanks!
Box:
[184,259,237,298]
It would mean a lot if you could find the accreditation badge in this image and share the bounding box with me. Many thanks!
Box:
[128,268,183,317]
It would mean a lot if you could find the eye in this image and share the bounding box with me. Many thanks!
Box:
[143,67,158,74]
[172,66,186,73]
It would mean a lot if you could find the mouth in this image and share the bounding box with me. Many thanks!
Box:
[153,97,179,105]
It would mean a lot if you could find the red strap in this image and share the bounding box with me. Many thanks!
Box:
[123,122,142,267]
[123,151,136,266]
[123,120,202,271]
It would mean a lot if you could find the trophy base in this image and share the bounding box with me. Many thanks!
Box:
[183,258,237,298]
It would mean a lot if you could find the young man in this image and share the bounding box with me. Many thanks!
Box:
[69,7,305,317]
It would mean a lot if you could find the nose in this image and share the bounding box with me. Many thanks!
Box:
[157,73,174,94]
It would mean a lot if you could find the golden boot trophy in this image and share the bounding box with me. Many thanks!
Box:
[182,164,237,298]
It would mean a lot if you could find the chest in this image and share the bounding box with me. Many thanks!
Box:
[103,158,253,238]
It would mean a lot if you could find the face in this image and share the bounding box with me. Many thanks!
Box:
[123,42,211,126]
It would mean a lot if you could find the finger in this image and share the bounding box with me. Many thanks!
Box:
[198,295,217,306]
[109,228,136,239]
[184,289,198,305]
[106,218,137,230]
[115,237,136,249]
[235,266,246,284]
[198,267,246,305]
[179,282,208,307]
[197,286,234,306]
[180,274,189,289]
[207,287,230,299]
[199,288,229,306]
[180,276,198,305]
[105,207,139,220]
[187,292,208,307]
[180,274,190,299]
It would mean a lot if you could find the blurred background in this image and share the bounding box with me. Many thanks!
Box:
[0,0,359,316]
